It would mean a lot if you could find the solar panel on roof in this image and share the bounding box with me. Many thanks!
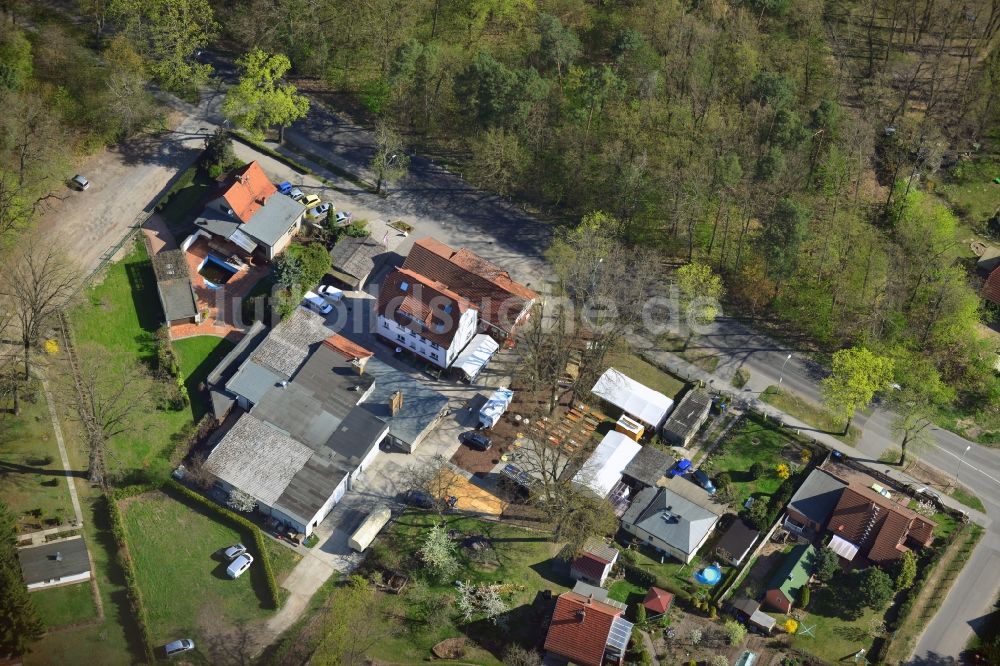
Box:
[606,616,634,652]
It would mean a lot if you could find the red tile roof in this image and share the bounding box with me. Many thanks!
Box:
[401,238,538,334]
[377,268,475,348]
[983,266,1000,305]
[571,553,610,582]
[643,587,674,614]
[220,162,277,223]
[544,592,622,666]
[827,480,934,563]
[322,335,373,361]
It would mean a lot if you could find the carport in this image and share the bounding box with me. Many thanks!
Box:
[453,333,500,382]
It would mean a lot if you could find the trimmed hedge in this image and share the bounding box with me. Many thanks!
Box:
[164,479,280,609]
[106,488,156,663]
[622,561,658,588]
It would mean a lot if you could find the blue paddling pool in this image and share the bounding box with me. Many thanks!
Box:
[695,564,722,585]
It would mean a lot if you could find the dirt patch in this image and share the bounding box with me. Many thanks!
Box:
[450,443,501,476]
[197,596,267,664]
[744,541,791,597]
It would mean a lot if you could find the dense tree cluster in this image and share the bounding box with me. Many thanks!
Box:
[217,0,1000,429]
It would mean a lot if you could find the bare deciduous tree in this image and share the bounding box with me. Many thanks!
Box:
[70,343,152,486]
[401,454,466,516]
[3,244,79,382]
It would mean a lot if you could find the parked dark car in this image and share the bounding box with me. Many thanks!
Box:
[404,489,435,509]
[459,431,492,451]
[692,469,716,494]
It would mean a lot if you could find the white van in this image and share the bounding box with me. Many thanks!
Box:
[302,291,333,315]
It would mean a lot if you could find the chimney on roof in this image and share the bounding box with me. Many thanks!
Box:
[390,390,403,416]
[351,356,368,375]
[575,609,586,622]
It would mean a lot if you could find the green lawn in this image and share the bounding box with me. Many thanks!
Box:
[705,416,807,507]
[771,586,882,664]
[71,242,194,480]
[155,165,216,236]
[0,392,75,532]
[607,579,646,605]
[949,486,986,513]
[173,336,236,422]
[930,511,960,540]
[348,511,566,665]
[30,583,98,629]
[25,491,138,665]
[605,351,688,400]
[760,385,861,443]
[937,159,1000,228]
[119,490,300,649]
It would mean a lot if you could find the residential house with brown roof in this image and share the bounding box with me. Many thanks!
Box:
[826,479,934,564]
[376,267,478,369]
[569,537,620,587]
[193,161,305,260]
[401,237,538,340]
[543,591,634,666]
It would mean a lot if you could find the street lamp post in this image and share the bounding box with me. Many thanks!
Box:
[778,353,792,385]
[955,444,972,488]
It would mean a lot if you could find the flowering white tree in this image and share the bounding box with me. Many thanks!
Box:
[419,524,459,580]
[227,488,257,513]
[455,581,510,624]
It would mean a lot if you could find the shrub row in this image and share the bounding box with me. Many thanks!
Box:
[165,479,280,609]
[166,413,216,467]
[106,489,156,663]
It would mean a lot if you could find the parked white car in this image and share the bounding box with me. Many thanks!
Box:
[226,553,253,579]
[287,186,304,201]
[302,290,333,315]
[71,175,91,190]
[317,285,343,303]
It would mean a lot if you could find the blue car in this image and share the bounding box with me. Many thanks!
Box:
[276,181,292,195]
[692,469,716,494]
[669,459,692,478]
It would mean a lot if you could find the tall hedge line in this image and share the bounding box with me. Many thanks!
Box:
[164,479,280,609]
[106,486,158,663]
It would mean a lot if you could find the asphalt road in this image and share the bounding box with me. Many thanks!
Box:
[664,315,1000,660]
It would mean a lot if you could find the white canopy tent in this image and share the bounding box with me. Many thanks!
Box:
[454,334,500,382]
[479,387,514,428]
[572,431,642,498]
[591,368,675,428]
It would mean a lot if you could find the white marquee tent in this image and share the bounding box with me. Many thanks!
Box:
[572,431,643,498]
[591,368,675,428]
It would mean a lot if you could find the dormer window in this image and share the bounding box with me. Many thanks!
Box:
[400,281,409,291]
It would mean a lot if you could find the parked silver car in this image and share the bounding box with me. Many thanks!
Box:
[226,553,253,579]
[222,543,247,560]
[71,175,90,190]
[163,638,195,657]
